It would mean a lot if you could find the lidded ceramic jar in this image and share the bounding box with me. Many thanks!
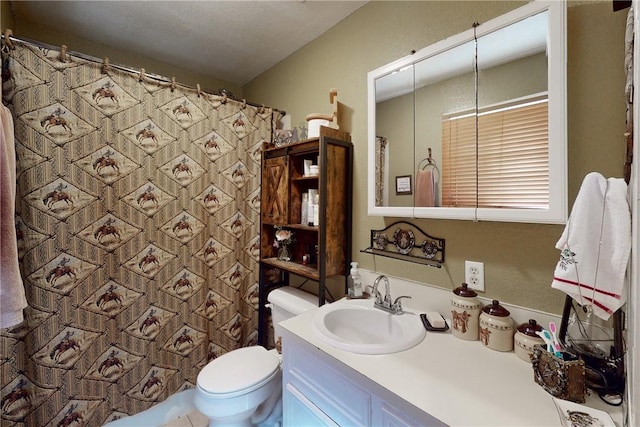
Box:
[479,300,514,352]
[450,283,481,341]
[514,319,545,362]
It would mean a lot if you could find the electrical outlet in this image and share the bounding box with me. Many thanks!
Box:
[465,260,485,292]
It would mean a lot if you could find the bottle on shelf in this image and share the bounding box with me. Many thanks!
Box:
[312,193,320,226]
[308,189,318,226]
[301,192,308,225]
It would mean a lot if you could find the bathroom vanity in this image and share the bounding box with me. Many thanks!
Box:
[283,329,442,426]
[280,291,623,426]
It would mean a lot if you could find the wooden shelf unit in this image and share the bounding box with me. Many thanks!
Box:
[258,127,353,346]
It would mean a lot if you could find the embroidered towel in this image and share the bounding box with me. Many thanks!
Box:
[415,169,435,207]
[551,172,631,320]
[0,104,27,328]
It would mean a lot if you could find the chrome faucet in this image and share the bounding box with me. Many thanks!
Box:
[371,275,411,314]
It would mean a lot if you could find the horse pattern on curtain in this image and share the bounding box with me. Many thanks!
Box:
[0,41,272,426]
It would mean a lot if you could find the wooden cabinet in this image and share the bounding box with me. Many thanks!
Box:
[262,155,289,225]
[258,127,353,346]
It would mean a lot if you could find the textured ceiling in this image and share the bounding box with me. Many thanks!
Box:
[10,1,367,85]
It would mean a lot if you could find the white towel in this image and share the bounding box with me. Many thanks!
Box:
[0,104,27,329]
[551,172,631,320]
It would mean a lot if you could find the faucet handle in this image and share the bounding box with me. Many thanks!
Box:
[373,291,383,304]
[383,292,392,305]
[366,283,383,304]
[392,295,411,313]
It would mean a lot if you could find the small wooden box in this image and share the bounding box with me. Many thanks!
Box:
[531,344,586,403]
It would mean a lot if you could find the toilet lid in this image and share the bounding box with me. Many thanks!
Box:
[197,346,279,396]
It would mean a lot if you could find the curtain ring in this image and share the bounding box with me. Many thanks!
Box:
[197,84,202,98]
[241,99,246,109]
[3,29,15,49]
[138,68,145,82]
[170,76,176,92]
[101,57,110,74]
[59,45,68,63]
[221,92,228,104]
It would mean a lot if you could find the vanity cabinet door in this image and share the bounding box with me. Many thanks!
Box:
[283,333,371,426]
[373,400,434,427]
[284,383,339,427]
[262,155,289,225]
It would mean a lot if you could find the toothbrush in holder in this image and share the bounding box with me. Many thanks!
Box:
[548,322,563,357]
[535,329,563,359]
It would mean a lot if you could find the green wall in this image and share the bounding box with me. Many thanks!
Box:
[1,1,15,31]
[244,1,628,315]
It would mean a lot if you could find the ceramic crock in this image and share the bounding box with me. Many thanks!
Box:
[479,300,514,352]
[450,283,481,341]
[514,319,545,362]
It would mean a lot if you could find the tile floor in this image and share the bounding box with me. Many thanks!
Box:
[103,390,201,427]
[160,410,208,427]
[103,387,282,426]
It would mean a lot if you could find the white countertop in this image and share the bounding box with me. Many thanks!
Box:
[281,294,623,427]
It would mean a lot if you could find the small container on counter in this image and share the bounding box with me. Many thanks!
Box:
[479,300,514,352]
[450,283,481,341]
[514,319,545,362]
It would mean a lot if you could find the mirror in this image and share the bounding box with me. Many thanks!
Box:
[368,1,567,223]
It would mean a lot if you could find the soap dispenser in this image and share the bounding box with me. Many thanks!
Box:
[347,262,363,298]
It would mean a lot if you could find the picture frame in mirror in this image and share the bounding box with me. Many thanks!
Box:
[395,175,412,195]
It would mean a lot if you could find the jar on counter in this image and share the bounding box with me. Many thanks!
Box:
[479,300,514,352]
[450,283,481,341]
[514,319,545,362]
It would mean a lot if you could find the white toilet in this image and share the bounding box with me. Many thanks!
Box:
[194,287,317,427]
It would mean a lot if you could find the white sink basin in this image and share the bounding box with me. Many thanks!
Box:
[311,299,426,354]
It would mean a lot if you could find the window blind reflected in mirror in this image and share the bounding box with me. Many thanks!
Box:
[442,96,549,209]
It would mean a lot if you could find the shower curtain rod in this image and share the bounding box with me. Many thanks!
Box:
[1,30,286,116]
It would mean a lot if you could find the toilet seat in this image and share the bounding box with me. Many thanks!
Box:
[197,346,280,398]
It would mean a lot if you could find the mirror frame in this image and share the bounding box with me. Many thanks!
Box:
[367,1,567,224]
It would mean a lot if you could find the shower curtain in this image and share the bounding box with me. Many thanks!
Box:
[1,40,272,426]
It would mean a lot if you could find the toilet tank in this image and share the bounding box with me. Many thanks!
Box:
[267,287,317,346]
